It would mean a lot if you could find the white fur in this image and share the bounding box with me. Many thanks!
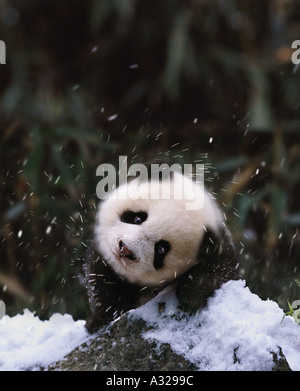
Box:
[95,172,223,287]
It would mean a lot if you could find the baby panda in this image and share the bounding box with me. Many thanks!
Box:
[84,170,240,333]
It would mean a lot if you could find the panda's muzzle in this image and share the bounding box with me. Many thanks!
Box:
[118,240,137,261]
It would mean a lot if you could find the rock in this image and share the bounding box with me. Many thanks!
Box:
[271,347,291,371]
[50,281,295,371]
[50,315,196,371]
[50,310,291,371]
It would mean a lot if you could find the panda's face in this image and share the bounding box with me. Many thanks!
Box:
[94,174,222,287]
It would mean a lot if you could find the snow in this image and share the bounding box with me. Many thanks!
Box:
[132,280,300,371]
[107,114,118,122]
[0,280,299,371]
[0,310,88,371]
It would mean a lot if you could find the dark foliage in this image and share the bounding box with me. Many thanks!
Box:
[0,0,300,319]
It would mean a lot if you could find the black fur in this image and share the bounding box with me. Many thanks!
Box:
[153,240,170,269]
[176,226,240,312]
[84,226,240,333]
[120,211,148,225]
[84,244,159,333]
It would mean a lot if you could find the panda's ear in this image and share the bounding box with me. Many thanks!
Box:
[176,226,240,313]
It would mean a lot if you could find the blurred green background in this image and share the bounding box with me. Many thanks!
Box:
[1,0,300,320]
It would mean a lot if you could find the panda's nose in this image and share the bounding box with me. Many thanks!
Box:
[118,240,136,261]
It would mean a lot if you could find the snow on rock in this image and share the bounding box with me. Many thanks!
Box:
[0,280,299,371]
[132,280,300,371]
[0,310,88,371]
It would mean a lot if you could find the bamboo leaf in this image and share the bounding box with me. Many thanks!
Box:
[287,299,294,313]
[247,66,274,132]
[164,12,190,100]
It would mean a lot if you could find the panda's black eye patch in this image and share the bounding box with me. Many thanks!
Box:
[120,211,148,225]
[154,240,170,269]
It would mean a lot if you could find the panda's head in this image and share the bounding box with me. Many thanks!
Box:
[94,172,224,287]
